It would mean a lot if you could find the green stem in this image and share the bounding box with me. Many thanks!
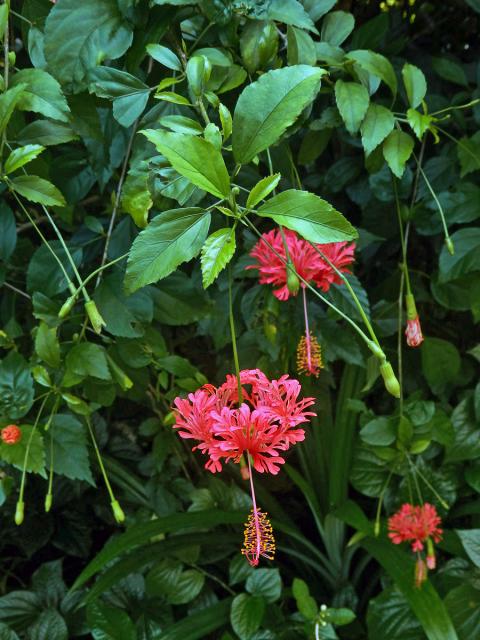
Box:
[392,178,412,295]
[228,264,243,404]
[243,216,373,347]
[374,467,395,535]
[0,0,10,164]
[85,415,117,504]
[415,160,452,249]
[430,98,480,116]
[409,456,449,509]
[69,253,129,302]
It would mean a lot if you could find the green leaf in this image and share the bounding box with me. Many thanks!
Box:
[230,594,265,640]
[360,103,395,155]
[66,343,111,381]
[49,414,94,484]
[0,623,20,640]
[292,578,317,621]
[0,592,41,632]
[0,424,45,475]
[11,69,71,122]
[0,200,17,262]
[445,583,480,640]
[361,537,458,640]
[17,120,77,146]
[406,108,432,140]
[146,559,205,604]
[159,115,203,135]
[31,560,67,606]
[142,130,230,198]
[155,91,191,105]
[86,602,136,640]
[232,65,324,163]
[44,0,133,92]
[457,132,480,177]
[431,56,468,87]
[367,587,424,640]
[27,242,82,298]
[383,130,414,178]
[350,446,389,497]
[321,11,355,46]
[401,63,427,108]
[146,44,182,70]
[35,322,61,368]
[28,609,68,640]
[247,174,281,208]
[152,599,232,640]
[421,337,461,393]
[0,85,26,135]
[0,352,34,420]
[360,416,396,446]
[265,0,317,32]
[10,176,66,207]
[335,80,370,134]
[246,569,282,604]
[151,272,210,325]
[287,26,316,66]
[439,228,480,281]
[4,145,45,175]
[347,49,397,96]
[446,397,480,463]
[200,227,236,288]
[456,529,480,567]
[125,208,211,293]
[89,66,150,127]
[256,189,358,243]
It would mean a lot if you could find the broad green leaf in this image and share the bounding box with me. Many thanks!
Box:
[17,120,77,146]
[457,132,480,177]
[49,414,94,484]
[31,560,66,606]
[247,174,281,208]
[146,44,182,70]
[265,0,317,32]
[0,623,20,640]
[232,65,324,163]
[256,189,358,243]
[155,91,191,105]
[4,145,45,174]
[360,103,394,155]
[421,337,461,393]
[0,85,26,135]
[246,569,282,603]
[152,599,232,640]
[367,587,424,640]
[120,171,152,228]
[0,200,17,261]
[350,446,389,497]
[86,602,136,640]
[241,21,279,73]
[347,49,397,96]
[407,109,432,140]
[146,559,205,604]
[44,0,133,92]
[125,208,211,293]
[159,115,203,135]
[0,352,34,420]
[0,424,45,474]
[27,242,82,298]
[200,227,236,288]
[141,130,230,198]
[287,26,316,66]
[35,322,61,368]
[383,130,414,178]
[456,529,480,567]
[446,397,480,463]
[360,416,396,446]
[335,80,370,134]
[230,594,265,640]
[431,56,468,87]
[401,63,427,108]
[321,11,355,46]
[361,537,458,640]
[27,609,68,640]
[445,583,480,640]
[11,69,70,122]
[10,176,66,207]
[0,592,41,631]
[150,272,210,325]
[66,343,111,381]
[292,578,317,621]
[439,228,480,282]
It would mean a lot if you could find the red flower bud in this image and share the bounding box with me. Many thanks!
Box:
[1,424,22,445]
[405,316,424,347]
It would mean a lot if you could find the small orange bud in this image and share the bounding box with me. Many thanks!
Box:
[1,424,22,445]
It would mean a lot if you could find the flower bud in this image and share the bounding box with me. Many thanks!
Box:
[380,361,401,398]
[286,269,300,295]
[426,538,436,569]
[415,557,427,588]
[111,499,125,524]
[15,500,24,526]
[445,237,454,256]
[58,295,76,319]
[85,300,106,334]
[374,519,381,537]
[45,493,53,513]
[405,293,418,321]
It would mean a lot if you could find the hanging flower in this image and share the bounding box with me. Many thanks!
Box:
[247,228,355,301]
[405,293,424,347]
[1,425,22,445]
[388,503,442,552]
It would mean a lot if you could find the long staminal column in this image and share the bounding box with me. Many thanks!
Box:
[241,456,275,566]
[297,287,322,377]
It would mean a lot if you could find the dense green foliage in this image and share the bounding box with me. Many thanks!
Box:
[0,0,480,638]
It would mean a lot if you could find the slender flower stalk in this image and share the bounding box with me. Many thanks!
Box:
[296,288,322,377]
[241,456,275,566]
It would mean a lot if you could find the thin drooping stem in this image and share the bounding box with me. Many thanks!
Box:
[415,158,452,250]
[247,455,261,563]
[96,120,138,287]
[302,287,312,370]
[228,264,243,404]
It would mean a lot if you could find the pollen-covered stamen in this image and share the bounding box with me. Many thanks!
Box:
[297,332,322,377]
[241,508,275,566]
